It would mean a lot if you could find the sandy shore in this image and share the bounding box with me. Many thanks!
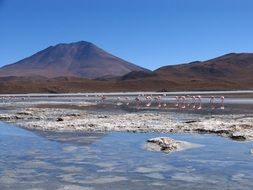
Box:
[1,106,253,141]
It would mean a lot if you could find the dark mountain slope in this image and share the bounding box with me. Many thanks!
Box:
[0,41,148,79]
[155,53,253,82]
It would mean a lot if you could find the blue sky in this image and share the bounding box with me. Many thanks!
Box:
[0,0,252,70]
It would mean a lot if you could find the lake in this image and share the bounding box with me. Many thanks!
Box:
[1,92,253,189]
[0,122,253,190]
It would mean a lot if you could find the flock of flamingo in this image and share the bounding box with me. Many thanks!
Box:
[0,94,225,110]
[96,94,225,110]
[175,95,225,110]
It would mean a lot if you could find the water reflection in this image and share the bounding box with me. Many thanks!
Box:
[0,122,253,190]
[34,130,105,146]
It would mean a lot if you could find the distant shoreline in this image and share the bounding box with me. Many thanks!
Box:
[0,90,253,96]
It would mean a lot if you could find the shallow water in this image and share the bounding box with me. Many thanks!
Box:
[1,93,253,116]
[0,122,253,190]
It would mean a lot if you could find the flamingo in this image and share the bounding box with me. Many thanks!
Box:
[197,95,202,109]
[186,95,191,107]
[125,97,130,105]
[158,96,162,108]
[191,96,196,109]
[135,96,141,109]
[154,96,161,108]
[96,94,101,103]
[180,96,186,109]
[95,94,99,103]
[100,95,106,103]
[175,96,179,107]
[209,96,215,109]
[116,97,122,106]
[161,93,167,107]
[220,96,225,109]
[146,96,152,107]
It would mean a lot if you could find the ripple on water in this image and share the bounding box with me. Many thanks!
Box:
[0,122,253,190]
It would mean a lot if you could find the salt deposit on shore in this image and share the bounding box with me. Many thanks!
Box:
[1,107,253,141]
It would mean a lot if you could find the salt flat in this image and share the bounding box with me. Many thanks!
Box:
[0,91,253,141]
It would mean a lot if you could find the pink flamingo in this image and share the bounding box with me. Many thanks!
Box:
[158,96,162,108]
[209,96,215,109]
[175,96,179,107]
[191,96,196,109]
[197,95,202,109]
[97,94,101,103]
[99,95,106,103]
[125,97,130,105]
[186,95,191,107]
[154,96,161,108]
[180,96,186,109]
[95,94,99,103]
[146,96,152,107]
[135,96,141,109]
[220,96,225,109]
[116,97,122,106]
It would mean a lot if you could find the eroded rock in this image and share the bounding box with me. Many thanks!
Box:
[145,137,201,153]
[230,134,247,141]
[56,117,64,122]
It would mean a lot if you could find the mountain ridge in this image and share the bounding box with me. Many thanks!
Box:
[0,41,148,79]
[154,52,253,81]
[0,41,252,93]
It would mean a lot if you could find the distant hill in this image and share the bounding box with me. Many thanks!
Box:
[0,50,253,93]
[155,53,253,82]
[0,41,147,79]
[120,70,157,80]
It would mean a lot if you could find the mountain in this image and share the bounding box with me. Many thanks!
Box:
[155,53,253,83]
[120,70,157,80]
[150,53,253,91]
[0,52,252,93]
[0,41,147,79]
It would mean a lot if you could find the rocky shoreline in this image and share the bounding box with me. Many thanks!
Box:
[0,107,253,141]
